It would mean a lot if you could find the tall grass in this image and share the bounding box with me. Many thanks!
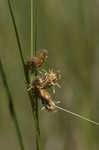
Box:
[0,60,25,150]
[7,0,42,149]
[30,0,42,149]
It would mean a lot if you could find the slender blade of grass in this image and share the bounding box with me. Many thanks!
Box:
[8,0,29,83]
[0,60,25,150]
[31,0,42,149]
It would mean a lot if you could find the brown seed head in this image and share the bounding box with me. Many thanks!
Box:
[39,89,56,112]
[38,49,48,58]
[40,69,61,89]
[25,49,48,69]
[30,69,61,92]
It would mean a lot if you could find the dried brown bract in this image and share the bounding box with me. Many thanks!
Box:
[28,81,56,111]
[28,69,61,111]
[38,89,56,112]
[26,49,61,112]
[26,49,48,69]
[31,69,61,90]
[40,69,61,89]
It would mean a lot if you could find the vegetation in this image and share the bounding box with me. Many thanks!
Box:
[0,0,99,150]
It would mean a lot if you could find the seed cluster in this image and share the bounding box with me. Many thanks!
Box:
[26,49,48,69]
[26,50,61,111]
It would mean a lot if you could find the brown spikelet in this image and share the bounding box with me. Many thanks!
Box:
[31,69,61,90]
[39,89,56,112]
[26,49,48,69]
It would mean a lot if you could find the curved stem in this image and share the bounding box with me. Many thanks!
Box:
[0,60,25,150]
[8,0,24,65]
[8,0,29,83]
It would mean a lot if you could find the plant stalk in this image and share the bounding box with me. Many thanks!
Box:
[0,60,25,150]
[8,0,29,83]
[8,0,42,149]
[31,0,42,149]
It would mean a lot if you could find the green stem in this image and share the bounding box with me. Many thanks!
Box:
[8,0,29,83]
[8,0,23,64]
[31,0,33,58]
[8,0,42,149]
[7,0,34,127]
[33,0,38,55]
[0,60,25,150]
[31,0,42,149]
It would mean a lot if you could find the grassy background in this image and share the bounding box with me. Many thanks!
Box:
[0,0,99,150]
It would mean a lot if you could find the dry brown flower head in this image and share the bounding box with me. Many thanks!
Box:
[31,69,61,91]
[26,49,48,69]
[39,89,56,112]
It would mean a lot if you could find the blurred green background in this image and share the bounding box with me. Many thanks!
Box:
[0,0,99,150]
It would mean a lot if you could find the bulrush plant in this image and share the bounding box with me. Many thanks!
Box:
[8,0,42,149]
[26,47,99,147]
[26,50,61,112]
[6,0,99,150]
[26,50,99,126]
